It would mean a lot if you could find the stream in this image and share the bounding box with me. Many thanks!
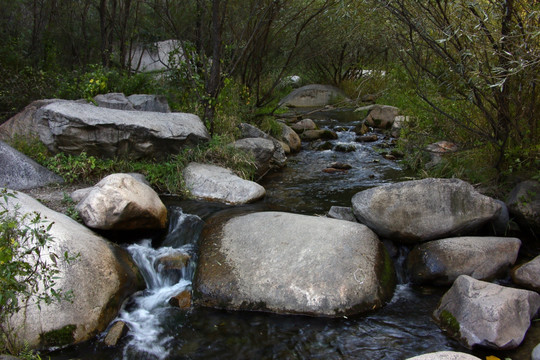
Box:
[49,109,539,360]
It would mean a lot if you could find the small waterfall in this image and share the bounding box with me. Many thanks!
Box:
[116,208,202,360]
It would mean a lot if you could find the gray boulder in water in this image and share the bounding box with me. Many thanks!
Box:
[351,178,502,243]
[195,211,396,316]
[36,101,210,160]
[0,141,64,190]
[433,275,540,350]
[75,173,167,230]
[406,236,521,286]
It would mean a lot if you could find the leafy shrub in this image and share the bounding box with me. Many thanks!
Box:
[0,189,77,355]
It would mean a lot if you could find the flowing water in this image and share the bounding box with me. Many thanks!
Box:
[49,109,539,360]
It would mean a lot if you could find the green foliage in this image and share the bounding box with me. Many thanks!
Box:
[11,134,256,196]
[0,66,60,125]
[55,65,163,102]
[258,117,282,139]
[61,193,81,222]
[0,189,77,355]
[165,43,207,115]
[45,152,114,184]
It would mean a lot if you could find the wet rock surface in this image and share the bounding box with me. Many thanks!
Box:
[195,211,396,316]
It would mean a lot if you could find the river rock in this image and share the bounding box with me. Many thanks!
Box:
[76,173,167,230]
[391,115,409,138]
[300,129,338,141]
[4,191,143,349]
[334,143,356,152]
[155,251,190,272]
[353,122,369,135]
[237,123,287,170]
[0,141,64,190]
[365,105,399,129]
[279,123,301,153]
[233,137,283,179]
[35,101,210,160]
[512,255,540,292]
[490,199,510,235]
[406,236,521,286]
[351,178,502,243]
[425,141,459,168]
[183,163,265,205]
[94,93,134,110]
[102,320,128,347]
[169,290,191,309]
[433,275,540,350]
[127,94,170,112]
[507,180,540,234]
[356,134,378,142]
[406,352,481,360]
[290,119,317,133]
[238,122,269,139]
[279,84,348,108]
[195,211,396,316]
[533,343,540,360]
[327,206,357,222]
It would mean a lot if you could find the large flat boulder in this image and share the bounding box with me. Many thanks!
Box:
[406,236,521,286]
[3,191,143,349]
[75,173,167,230]
[351,178,502,243]
[0,141,64,190]
[183,163,265,205]
[0,99,66,141]
[279,84,348,108]
[433,275,540,350]
[35,101,210,159]
[195,211,396,316]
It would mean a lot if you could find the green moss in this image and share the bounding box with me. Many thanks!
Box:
[439,309,460,335]
[40,324,76,347]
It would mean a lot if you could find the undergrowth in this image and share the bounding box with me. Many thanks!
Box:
[10,135,257,196]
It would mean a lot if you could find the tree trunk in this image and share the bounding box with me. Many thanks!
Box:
[204,0,226,135]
